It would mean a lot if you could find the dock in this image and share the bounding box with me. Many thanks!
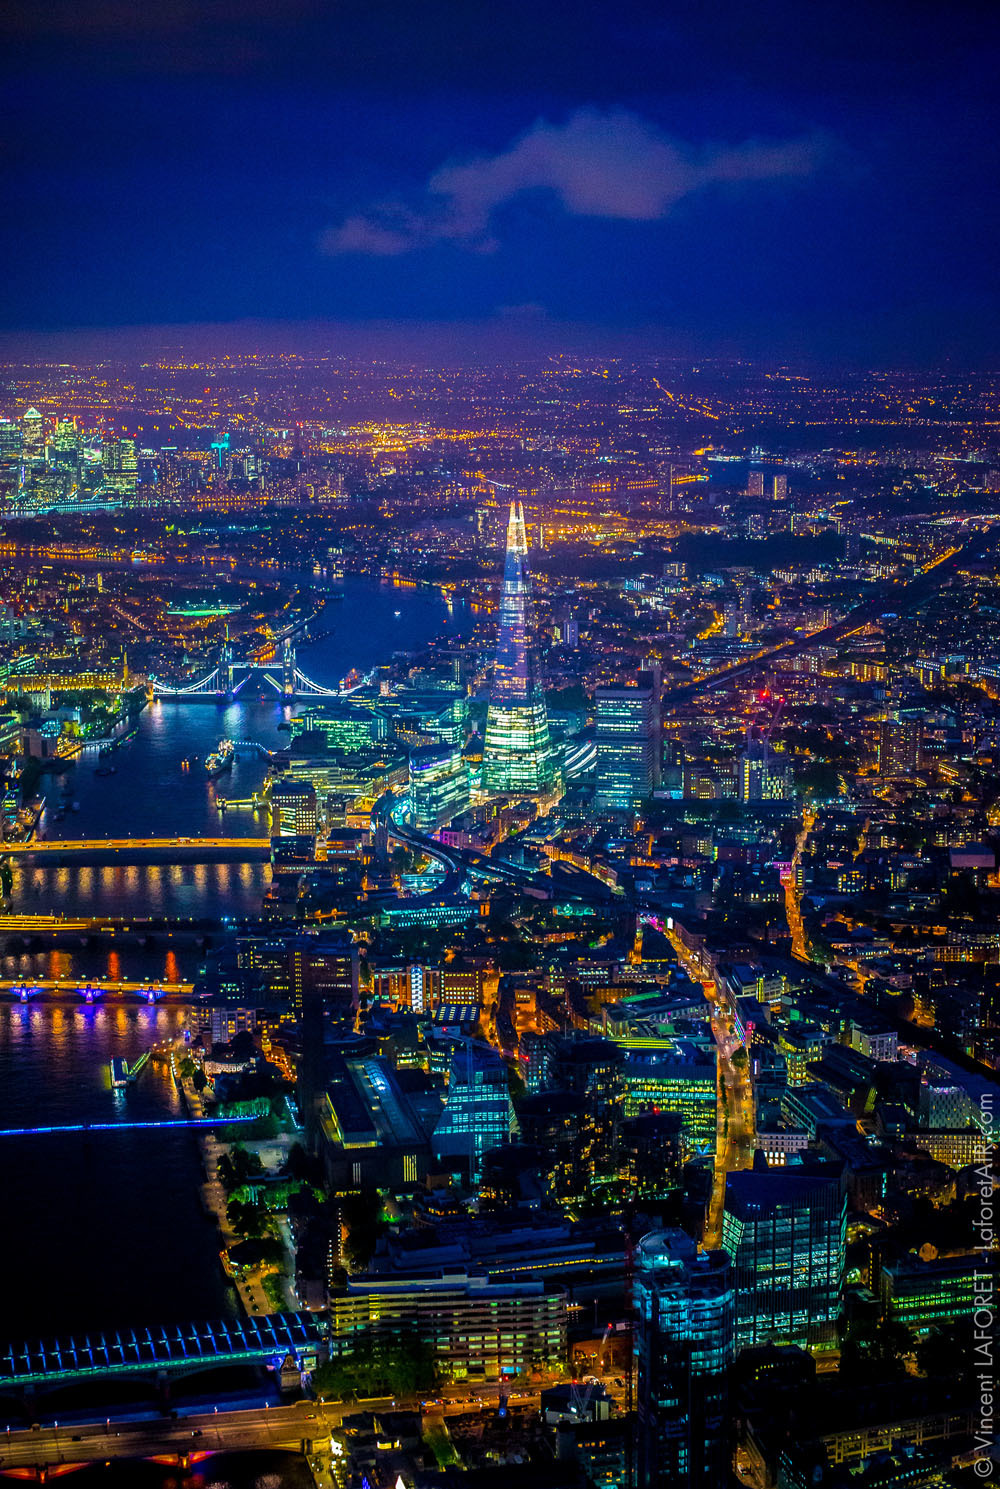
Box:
[109,1049,151,1088]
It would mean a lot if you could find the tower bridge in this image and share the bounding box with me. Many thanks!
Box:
[149,636,368,702]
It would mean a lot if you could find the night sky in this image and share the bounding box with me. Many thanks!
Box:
[2,0,999,364]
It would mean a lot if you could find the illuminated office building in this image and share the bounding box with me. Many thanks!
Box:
[49,420,80,472]
[721,1168,845,1352]
[594,667,661,811]
[329,1271,566,1381]
[269,779,318,837]
[290,704,386,751]
[0,420,22,497]
[432,1045,516,1182]
[621,1046,717,1157]
[482,502,558,796]
[408,741,470,831]
[409,961,491,1008]
[21,407,44,460]
[0,419,23,462]
[739,726,791,802]
[102,437,138,497]
[635,1229,734,1488]
[878,1251,996,1337]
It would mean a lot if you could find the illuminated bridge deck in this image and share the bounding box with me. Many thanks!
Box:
[0,1114,262,1138]
[2,837,270,860]
[0,912,296,936]
[0,1312,325,1387]
[0,978,193,996]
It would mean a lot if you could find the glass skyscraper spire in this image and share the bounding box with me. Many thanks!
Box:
[482,502,558,796]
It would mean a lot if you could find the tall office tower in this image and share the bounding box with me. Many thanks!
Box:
[49,419,80,471]
[482,502,558,796]
[594,668,661,812]
[21,407,44,461]
[103,437,138,496]
[878,717,920,776]
[0,419,23,497]
[548,1036,624,1184]
[747,470,765,497]
[0,419,23,462]
[739,728,767,801]
[721,1168,845,1352]
[634,1229,735,1488]
[738,724,790,802]
[119,436,138,495]
[432,1045,516,1183]
[772,472,788,499]
[210,431,231,472]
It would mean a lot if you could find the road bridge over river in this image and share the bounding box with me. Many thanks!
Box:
[2,837,270,864]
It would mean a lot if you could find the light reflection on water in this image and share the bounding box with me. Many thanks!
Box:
[57,1453,313,1487]
[11,859,273,919]
[0,1002,235,1338]
[9,579,471,928]
[0,579,472,1344]
[1,940,205,985]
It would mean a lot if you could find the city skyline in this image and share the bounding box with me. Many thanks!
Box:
[0,347,997,1487]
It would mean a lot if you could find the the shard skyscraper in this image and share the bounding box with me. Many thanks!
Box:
[482,502,558,796]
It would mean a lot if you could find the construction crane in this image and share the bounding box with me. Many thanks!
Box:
[755,685,787,743]
[569,1322,612,1420]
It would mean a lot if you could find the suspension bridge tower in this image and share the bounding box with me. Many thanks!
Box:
[221,630,235,698]
[282,637,296,699]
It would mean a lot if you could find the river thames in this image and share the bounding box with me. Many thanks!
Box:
[0,577,470,1346]
[6,574,471,930]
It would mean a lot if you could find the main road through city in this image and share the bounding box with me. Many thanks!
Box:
[658,922,756,1246]
[0,1381,550,1476]
[0,1399,339,1474]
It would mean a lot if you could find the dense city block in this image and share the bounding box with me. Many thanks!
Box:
[0,358,997,1486]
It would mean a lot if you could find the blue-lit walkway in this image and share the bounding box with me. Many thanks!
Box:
[0,1312,324,1388]
[0,1114,260,1138]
